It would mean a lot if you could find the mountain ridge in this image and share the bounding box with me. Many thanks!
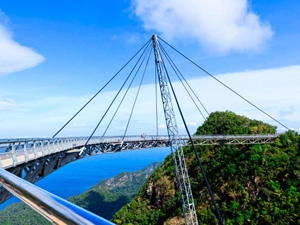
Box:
[112,111,300,224]
[0,161,162,224]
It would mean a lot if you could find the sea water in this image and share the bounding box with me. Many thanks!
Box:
[0,147,171,210]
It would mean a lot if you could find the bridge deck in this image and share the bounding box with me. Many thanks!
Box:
[0,134,277,170]
[0,134,277,204]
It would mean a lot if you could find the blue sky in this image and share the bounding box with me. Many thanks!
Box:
[0,0,299,138]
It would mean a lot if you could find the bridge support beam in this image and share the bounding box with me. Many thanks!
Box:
[152,34,198,225]
[0,151,79,204]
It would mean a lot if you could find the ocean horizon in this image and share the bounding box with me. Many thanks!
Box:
[0,147,171,210]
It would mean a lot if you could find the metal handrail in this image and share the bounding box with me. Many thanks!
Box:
[0,134,277,147]
[0,134,277,169]
[0,168,115,225]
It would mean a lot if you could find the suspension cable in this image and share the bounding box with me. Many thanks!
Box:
[52,38,152,138]
[101,44,152,139]
[122,46,152,139]
[84,41,152,146]
[158,36,290,131]
[160,44,208,121]
[160,44,210,117]
[155,63,159,136]
[159,44,224,224]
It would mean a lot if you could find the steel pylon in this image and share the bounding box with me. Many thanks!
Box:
[152,34,198,225]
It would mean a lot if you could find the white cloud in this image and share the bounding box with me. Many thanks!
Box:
[0,98,24,111]
[1,64,299,137]
[158,124,166,129]
[187,122,197,127]
[173,65,300,132]
[131,0,273,52]
[0,9,45,76]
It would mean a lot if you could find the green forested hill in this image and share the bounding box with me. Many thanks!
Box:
[0,203,49,225]
[112,111,300,224]
[0,162,161,224]
[1,111,299,224]
[69,161,161,220]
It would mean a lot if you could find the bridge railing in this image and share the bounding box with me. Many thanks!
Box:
[0,167,114,225]
[0,134,278,207]
[0,134,277,169]
[0,136,167,169]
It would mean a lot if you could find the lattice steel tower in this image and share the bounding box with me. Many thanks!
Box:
[152,34,198,224]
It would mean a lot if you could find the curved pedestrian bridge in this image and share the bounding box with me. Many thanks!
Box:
[0,134,277,170]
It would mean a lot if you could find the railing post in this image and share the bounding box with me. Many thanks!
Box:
[33,142,38,159]
[11,144,18,167]
[47,141,50,154]
[24,142,29,163]
[41,141,45,157]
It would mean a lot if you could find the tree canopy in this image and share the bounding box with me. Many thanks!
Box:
[113,111,299,224]
[196,111,277,135]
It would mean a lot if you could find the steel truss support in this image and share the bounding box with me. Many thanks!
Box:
[152,34,198,225]
[0,151,79,203]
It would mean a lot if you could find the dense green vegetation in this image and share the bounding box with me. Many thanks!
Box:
[1,111,299,224]
[69,161,161,220]
[113,111,300,224]
[196,111,276,135]
[69,188,132,220]
[0,162,161,224]
[0,203,50,225]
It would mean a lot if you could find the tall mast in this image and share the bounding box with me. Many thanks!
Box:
[152,34,198,225]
